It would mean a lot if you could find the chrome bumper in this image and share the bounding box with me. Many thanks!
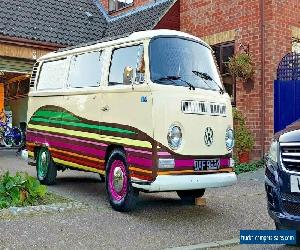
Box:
[132,172,237,192]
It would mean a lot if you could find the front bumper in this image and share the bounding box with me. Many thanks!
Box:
[265,160,300,230]
[132,172,237,192]
[269,210,300,230]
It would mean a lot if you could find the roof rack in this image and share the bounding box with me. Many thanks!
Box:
[56,33,133,53]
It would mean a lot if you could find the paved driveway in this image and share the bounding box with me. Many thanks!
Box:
[0,149,290,249]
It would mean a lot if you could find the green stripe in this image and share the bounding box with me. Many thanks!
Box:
[34,111,79,121]
[31,117,136,135]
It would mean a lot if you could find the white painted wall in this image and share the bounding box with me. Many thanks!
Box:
[9,97,28,127]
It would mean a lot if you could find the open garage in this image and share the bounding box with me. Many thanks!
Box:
[0,57,33,130]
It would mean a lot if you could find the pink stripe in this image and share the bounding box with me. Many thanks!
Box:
[158,152,171,156]
[220,158,230,167]
[175,160,194,168]
[125,147,152,155]
[28,135,105,158]
[27,130,107,147]
[127,156,152,168]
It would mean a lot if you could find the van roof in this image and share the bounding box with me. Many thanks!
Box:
[38,29,209,61]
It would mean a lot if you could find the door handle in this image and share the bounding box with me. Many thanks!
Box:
[101,105,110,112]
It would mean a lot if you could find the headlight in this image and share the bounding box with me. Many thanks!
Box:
[167,125,182,150]
[269,140,279,162]
[225,128,234,151]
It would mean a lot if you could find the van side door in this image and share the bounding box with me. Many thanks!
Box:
[59,51,105,172]
[101,44,154,182]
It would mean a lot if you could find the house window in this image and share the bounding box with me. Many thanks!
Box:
[109,0,134,12]
[211,42,236,105]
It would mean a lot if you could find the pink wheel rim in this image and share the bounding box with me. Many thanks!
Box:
[108,160,128,201]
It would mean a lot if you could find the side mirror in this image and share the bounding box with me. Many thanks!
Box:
[123,66,133,85]
[135,72,145,84]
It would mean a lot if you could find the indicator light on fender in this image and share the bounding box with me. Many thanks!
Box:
[158,158,175,169]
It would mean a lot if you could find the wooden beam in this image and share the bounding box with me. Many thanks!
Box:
[7,75,31,84]
[195,197,207,206]
[0,42,53,60]
[0,35,64,50]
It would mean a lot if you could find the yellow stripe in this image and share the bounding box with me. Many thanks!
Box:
[28,151,34,157]
[53,157,105,175]
[50,147,105,163]
[28,124,152,148]
[129,167,152,174]
[27,143,104,164]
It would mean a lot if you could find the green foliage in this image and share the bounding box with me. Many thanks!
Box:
[0,172,47,209]
[233,108,255,153]
[228,52,255,80]
[234,159,265,175]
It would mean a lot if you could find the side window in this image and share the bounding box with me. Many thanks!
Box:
[68,51,103,88]
[109,45,144,86]
[37,59,68,90]
[109,0,133,13]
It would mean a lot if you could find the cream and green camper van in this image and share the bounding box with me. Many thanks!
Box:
[25,30,237,211]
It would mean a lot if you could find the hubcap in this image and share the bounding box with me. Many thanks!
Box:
[38,150,48,178]
[109,160,128,201]
[113,167,125,193]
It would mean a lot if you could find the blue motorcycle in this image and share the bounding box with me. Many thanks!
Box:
[0,113,24,148]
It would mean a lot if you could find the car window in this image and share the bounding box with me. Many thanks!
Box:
[109,45,144,85]
[37,59,68,90]
[68,51,103,88]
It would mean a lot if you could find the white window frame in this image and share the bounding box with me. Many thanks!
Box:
[66,50,103,90]
[108,43,144,87]
[37,58,70,91]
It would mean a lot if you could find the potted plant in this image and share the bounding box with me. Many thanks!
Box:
[233,108,255,163]
[228,52,255,81]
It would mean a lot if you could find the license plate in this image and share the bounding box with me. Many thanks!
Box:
[194,159,220,171]
[291,175,300,193]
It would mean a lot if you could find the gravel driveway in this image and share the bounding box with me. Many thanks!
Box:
[0,149,284,250]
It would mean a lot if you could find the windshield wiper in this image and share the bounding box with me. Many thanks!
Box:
[192,71,224,94]
[155,76,195,90]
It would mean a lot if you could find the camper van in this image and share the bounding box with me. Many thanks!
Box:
[26,30,237,211]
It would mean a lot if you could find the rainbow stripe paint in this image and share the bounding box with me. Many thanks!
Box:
[26,106,233,182]
[27,106,155,181]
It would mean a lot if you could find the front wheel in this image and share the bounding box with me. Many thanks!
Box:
[36,147,57,185]
[106,149,139,212]
[177,189,206,204]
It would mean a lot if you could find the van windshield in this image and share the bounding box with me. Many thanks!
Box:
[150,37,223,91]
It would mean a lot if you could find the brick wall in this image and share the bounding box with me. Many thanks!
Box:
[265,0,300,150]
[181,0,300,159]
[154,0,180,30]
[98,0,300,159]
